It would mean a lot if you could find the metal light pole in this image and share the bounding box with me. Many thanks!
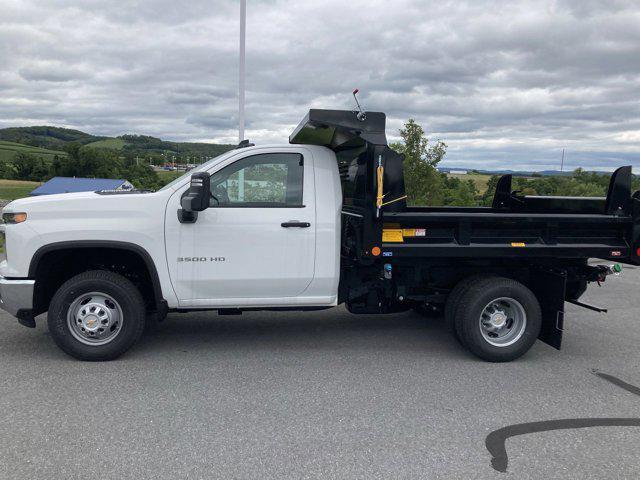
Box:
[239,0,246,142]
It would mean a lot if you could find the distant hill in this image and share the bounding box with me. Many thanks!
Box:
[115,134,234,158]
[0,140,67,162]
[438,167,614,177]
[85,138,128,150]
[0,126,103,149]
[0,126,235,160]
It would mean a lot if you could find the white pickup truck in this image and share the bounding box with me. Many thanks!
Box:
[0,109,636,361]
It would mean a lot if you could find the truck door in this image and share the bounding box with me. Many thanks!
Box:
[165,148,316,306]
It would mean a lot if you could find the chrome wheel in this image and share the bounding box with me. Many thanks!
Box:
[67,292,123,346]
[479,297,527,347]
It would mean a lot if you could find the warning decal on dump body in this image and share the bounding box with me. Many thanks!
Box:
[402,228,426,237]
[382,229,404,243]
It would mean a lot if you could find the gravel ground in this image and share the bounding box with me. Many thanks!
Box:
[1,267,639,479]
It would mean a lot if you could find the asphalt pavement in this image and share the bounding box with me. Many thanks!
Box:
[1,266,640,479]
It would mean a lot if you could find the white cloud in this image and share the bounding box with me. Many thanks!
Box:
[0,0,638,170]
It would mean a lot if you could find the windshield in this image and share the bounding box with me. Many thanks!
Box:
[157,150,236,191]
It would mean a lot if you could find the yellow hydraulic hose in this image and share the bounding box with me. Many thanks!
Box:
[376,160,407,214]
[376,163,385,209]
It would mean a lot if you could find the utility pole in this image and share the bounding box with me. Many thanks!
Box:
[238,0,246,201]
[239,0,246,142]
[560,148,565,172]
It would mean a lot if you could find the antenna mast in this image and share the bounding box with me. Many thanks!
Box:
[238,0,246,142]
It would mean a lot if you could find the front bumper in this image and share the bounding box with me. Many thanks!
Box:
[0,276,34,317]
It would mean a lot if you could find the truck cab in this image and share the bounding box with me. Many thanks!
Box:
[163,144,341,308]
[0,143,343,308]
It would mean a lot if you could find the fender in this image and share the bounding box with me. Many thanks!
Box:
[28,240,166,311]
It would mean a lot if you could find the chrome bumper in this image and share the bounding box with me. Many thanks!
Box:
[0,276,34,317]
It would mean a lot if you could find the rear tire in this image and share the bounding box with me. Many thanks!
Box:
[48,270,146,361]
[455,277,541,362]
[444,275,484,342]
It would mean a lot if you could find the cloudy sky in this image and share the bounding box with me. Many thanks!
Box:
[1,0,639,170]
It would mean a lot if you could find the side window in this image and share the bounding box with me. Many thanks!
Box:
[210,153,303,207]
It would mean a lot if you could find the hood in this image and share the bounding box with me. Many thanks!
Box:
[2,190,157,215]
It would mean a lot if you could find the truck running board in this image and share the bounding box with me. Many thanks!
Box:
[567,299,608,313]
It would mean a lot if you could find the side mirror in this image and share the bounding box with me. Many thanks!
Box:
[181,172,210,212]
[178,172,210,223]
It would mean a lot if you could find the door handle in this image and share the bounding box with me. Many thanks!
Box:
[281,221,310,228]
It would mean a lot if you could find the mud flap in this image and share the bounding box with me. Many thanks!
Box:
[531,269,566,350]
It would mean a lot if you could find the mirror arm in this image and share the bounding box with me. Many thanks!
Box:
[177,209,198,224]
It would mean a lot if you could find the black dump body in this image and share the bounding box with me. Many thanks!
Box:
[385,167,638,263]
[291,109,640,267]
[291,109,640,349]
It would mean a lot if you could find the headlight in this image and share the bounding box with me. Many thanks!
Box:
[2,212,27,224]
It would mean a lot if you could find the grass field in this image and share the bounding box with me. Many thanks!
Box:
[157,170,183,182]
[0,140,67,162]
[85,138,128,149]
[447,172,492,194]
[0,179,40,201]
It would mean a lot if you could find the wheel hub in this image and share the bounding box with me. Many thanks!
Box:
[479,297,527,347]
[83,315,100,331]
[489,311,507,329]
[67,293,123,346]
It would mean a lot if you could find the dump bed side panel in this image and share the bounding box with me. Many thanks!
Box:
[381,211,632,262]
[380,166,640,265]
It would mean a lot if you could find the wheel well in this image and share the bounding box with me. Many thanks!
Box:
[31,246,160,315]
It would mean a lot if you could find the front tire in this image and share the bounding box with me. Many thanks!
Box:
[455,277,541,362]
[48,270,146,361]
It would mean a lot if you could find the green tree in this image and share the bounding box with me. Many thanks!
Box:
[443,176,478,206]
[481,175,501,206]
[47,145,164,190]
[12,153,50,181]
[0,162,17,180]
[126,164,163,190]
[391,119,447,206]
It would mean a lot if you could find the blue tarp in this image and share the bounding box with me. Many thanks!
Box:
[30,177,127,196]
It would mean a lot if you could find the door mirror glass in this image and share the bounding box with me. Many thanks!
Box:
[181,172,210,212]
